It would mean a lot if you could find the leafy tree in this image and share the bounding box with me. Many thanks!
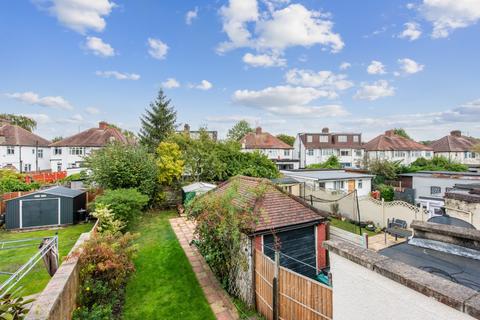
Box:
[473,143,480,154]
[0,114,37,132]
[393,128,411,140]
[51,136,63,143]
[276,134,295,146]
[306,155,341,169]
[107,124,137,142]
[368,159,399,186]
[156,142,184,185]
[139,89,177,151]
[401,156,468,173]
[0,169,39,193]
[85,143,158,199]
[227,120,253,141]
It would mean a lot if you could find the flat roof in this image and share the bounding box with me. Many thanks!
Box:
[282,169,374,181]
[400,170,480,178]
[380,242,480,291]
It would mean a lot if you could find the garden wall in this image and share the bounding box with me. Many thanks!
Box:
[25,223,96,320]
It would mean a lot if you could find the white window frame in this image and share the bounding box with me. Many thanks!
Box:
[54,147,62,155]
[338,135,347,142]
[322,149,333,156]
[284,149,290,156]
[6,146,15,155]
[307,149,314,156]
[69,147,84,156]
[358,180,363,189]
[319,135,328,143]
[340,149,350,157]
[307,135,313,143]
[353,135,359,142]
[38,149,43,159]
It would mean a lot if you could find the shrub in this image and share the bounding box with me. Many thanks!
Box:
[306,155,341,169]
[0,169,39,193]
[73,232,137,319]
[90,204,125,234]
[377,184,394,202]
[0,294,33,319]
[94,189,149,229]
[85,143,158,200]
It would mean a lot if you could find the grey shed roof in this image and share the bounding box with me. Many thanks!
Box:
[41,186,85,197]
[281,170,374,181]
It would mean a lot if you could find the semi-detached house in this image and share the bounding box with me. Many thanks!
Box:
[429,130,480,165]
[364,129,433,166]
[240,127,299,170]
[49,121,129,172]
[294,128,364,169]
[0,122,50,172]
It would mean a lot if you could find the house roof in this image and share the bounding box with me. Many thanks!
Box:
[209,176,328,233]
[429,131,478,152]
[0,123,50,147]
[282,169,374,181]
[240,127,292,150]
[299,130,362,149]
[50,122,129,147]
[364,130,432,151]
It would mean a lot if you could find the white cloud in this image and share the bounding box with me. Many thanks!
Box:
[186,7,198,25]
[162,78,181,89]
[192,80,213,90]
[232,85,347,117]
[397,58,424,75]
[6,91,74,110]
[218,1,343,56]
[148,38,169,60]
[285,69,353,91]
[242,52,286,67]
[367,60,386,75]
[85,107,100,115]
[67,113,84,123]
[85,36,115,57]
[419,0,480,38]
[95,71,140,80]
[399,22,422,41]
[354,80,395,101]
[40,0,116,34]
[339,62,351,70]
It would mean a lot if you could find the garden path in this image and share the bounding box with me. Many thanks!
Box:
[170,217,239,320]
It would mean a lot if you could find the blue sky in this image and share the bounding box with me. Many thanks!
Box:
[1,0,479,141]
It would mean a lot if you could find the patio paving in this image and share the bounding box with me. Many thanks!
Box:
[170,217,239,320]
[368,232,407,251]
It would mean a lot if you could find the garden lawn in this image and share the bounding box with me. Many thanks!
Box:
[122,211,215,320]
[329,217,379,236]
[0,222,93,296]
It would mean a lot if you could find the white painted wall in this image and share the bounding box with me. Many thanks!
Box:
[412,176,480,200]
[0,145,51,172]
[287,175,372,197]
[241,148,294,160]
[435,151,480,165]
[49,146,99,172]
[366,150,433,165]
[330,253,475,320]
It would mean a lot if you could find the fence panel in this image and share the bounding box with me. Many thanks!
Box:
[329,226,367,248]
[255,250,333,320]
[255,250,274,320]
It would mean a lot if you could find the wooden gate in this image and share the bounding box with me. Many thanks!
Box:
[255,250,333,320]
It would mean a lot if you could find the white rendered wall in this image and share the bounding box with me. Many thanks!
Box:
[241,148,293,160]
[0,145,51,172]
[50,147,98,171]
[366,150,433,166]
[330,253,474,320]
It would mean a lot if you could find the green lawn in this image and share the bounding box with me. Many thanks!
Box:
[122,211,215,320]
[0,222,93,296]
[329,217,379,236]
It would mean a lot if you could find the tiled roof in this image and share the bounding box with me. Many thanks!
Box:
[210,176,328,233]
[240,128,292,149]
[364,130,432,151]
[0,124,50,147]
[50,122,129,147]
[299,132,362,149]
[429,131,478,152]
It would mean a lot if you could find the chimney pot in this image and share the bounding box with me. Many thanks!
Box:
[99,121,108,130]
[322,127,329,133]
[256,127,262,134]
[450,130,461,137]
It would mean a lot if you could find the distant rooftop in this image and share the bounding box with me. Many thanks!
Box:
[400,170,480,178]
[282,169,374,181]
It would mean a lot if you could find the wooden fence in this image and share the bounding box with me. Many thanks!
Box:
[255,249,333,320]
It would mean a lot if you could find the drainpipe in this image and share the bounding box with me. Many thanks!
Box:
[19,146,22,173]
[35,140,39,172]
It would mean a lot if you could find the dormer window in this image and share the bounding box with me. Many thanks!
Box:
[319,135,328,143]
[338,135,347,142]
[353,135,359,142]
[307,135,313,143]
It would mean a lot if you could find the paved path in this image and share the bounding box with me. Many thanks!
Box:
[170,217,239,320]
[368,232,407,251]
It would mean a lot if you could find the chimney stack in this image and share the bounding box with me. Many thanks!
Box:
[450,130,461,137]
[385,130,394,137]
[322,127,329,133]
[256,127,262,134]
[99,121,108,130]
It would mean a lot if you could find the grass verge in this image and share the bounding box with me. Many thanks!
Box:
[122,211,215,320]
[329,217,379,236]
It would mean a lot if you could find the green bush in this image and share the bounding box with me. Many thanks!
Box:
[0,169,39,193]
[306,155,341,169]
[0,294,33,319]
[377,184,394,202]
[94,189,149,229]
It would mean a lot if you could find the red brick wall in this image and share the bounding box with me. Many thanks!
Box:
[254,235,263,252]
[317,223,327,270]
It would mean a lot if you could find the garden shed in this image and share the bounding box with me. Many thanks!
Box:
[182,182,216,204]
[5,186,87,230]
